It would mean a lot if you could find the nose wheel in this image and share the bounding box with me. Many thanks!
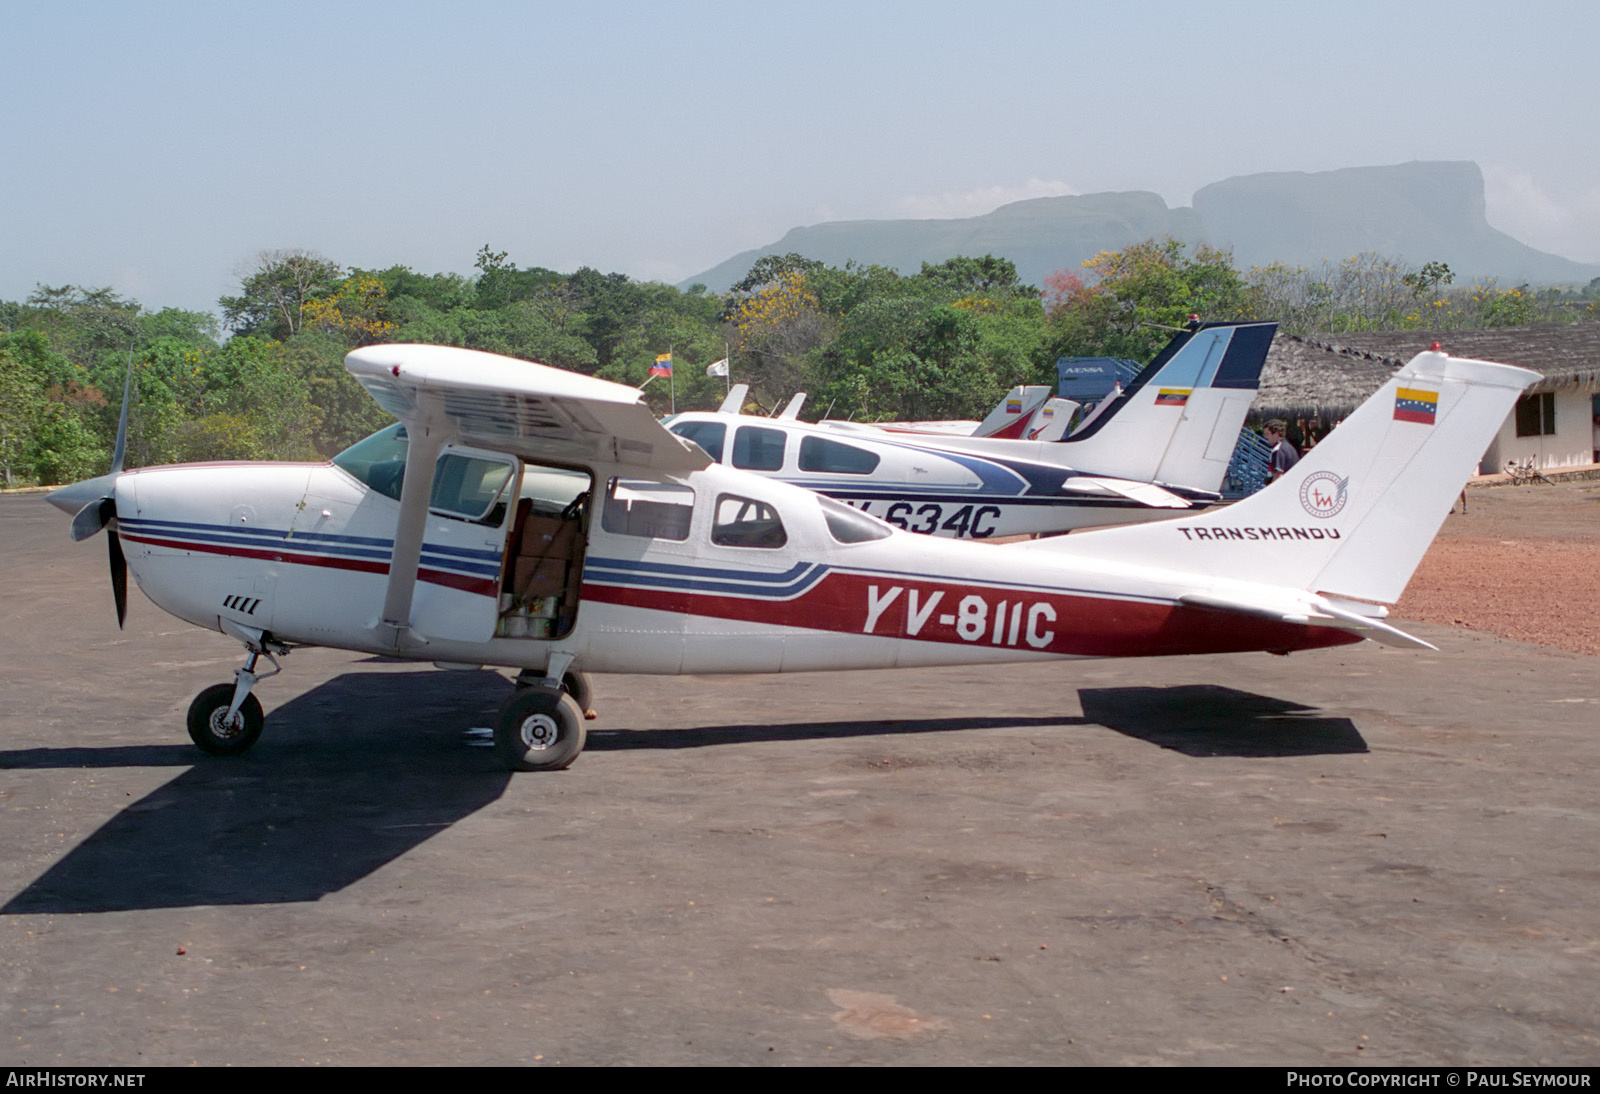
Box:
[185,633,286,757]
[187,684,265,756]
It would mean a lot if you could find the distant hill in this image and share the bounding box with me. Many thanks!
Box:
[686,161,1600,291]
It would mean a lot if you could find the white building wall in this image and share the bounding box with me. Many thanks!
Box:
[1481,385,1597,472]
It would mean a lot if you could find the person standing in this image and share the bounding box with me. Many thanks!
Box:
[1263,419,1300,482]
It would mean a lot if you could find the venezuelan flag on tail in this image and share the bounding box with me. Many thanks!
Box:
[1393,387,1438,425]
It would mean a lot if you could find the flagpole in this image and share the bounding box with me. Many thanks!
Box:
[668,345,675,416]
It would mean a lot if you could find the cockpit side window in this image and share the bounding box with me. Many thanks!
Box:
[431,454,514,522]
[712,494,787,548]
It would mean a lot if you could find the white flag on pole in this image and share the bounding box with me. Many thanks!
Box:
[706,358,730,378]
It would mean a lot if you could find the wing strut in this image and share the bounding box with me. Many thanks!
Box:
[377,414,447,649]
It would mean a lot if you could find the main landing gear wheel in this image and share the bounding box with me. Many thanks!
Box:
[495,688,586,772]
[514,668,598,720]
[186,683,265,756]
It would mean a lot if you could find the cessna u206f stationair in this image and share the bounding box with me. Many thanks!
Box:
[49,342,1532,772]
[665,322,1275,538]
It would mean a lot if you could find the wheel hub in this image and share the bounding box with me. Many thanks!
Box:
[518,714,559,751]
[208,708,245,741]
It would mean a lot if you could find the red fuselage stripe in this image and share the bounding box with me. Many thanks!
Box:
[122,533,499,597]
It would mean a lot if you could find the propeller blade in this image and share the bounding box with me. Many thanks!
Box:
[111,339,135,475]
[108,528,128,629]
[70,495,116,542]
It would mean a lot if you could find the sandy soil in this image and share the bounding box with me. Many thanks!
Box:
[1396,477,1600,655]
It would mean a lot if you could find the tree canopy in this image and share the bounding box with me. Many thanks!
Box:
[3,238,1593,485]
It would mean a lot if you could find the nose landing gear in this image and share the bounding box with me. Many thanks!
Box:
[187,629,288,757]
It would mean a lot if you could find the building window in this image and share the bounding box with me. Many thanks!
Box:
[1514,392,1555,437]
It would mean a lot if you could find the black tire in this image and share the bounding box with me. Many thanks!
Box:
[560,670,596,720]
[186,683,264,757]
[495,688,586,772]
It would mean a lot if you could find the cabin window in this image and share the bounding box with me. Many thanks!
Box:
[711,494,788,549]
[668,420,726,462]
[818,496,892,543]
[602,479,694,541]
[431,454,514,523]
[798,435,880,475]
[1514,392,1555,437]
[732,425,786,471]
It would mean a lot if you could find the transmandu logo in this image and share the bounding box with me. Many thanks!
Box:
[1300,471,1350,519]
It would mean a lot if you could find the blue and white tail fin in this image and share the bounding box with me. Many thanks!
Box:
[1054,321,1276,492]
[1032,351,1536,611]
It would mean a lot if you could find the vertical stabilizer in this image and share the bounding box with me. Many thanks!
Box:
[1024,398,1080,441]
[1055,322,1275,491]
[1030,351,1536,604]
[973,385,1053,438]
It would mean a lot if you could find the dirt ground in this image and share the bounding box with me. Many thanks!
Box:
[1396,478,1600,656]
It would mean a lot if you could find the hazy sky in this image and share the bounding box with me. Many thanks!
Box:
[4,0,1597,316]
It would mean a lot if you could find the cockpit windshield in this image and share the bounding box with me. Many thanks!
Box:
[332,423,409,500]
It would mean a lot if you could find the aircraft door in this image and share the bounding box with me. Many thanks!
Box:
[407,448,520,644]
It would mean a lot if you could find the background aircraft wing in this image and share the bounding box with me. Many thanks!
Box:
[345,344,710,474]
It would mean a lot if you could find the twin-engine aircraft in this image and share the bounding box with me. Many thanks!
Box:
[665,321,1274,538]
[48,341,1532,773]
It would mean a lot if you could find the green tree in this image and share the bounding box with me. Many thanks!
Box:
[1045,238,1251,360]
[916,255,1035,297]
[0,337,46,484]
[219,249,344,339]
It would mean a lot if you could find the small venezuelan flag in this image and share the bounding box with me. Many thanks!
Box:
[1154,388,1190,406]
[1005,397,1023,414]
[650,352,673,377]
[1393,387,1438,425]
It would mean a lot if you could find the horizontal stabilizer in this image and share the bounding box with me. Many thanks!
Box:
[1177,593,1437,651]
[1062,477,1191,508]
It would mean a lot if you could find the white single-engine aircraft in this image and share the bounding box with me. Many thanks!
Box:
[47,342,1532,773]
[665,321,1275,538]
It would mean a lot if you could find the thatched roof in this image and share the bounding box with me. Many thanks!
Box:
[1255,323,1600,418]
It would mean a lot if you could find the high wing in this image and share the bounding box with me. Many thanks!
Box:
[343,344,709,646]
[345,343,709,474]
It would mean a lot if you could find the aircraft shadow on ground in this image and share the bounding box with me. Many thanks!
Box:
[588,685,1364,758]
[1078,684,1368,757]
[1,670,515,916]
[0,679,1361,914]
[584,715,1081,751]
